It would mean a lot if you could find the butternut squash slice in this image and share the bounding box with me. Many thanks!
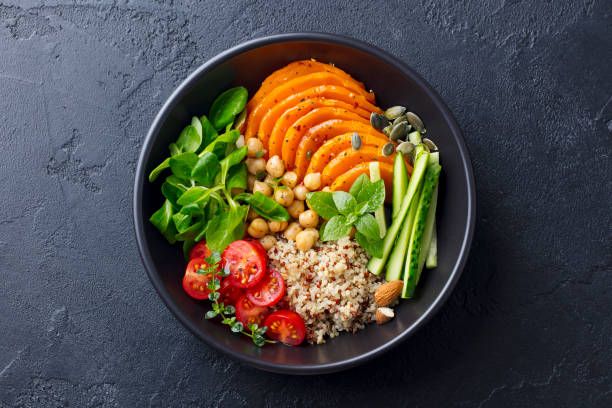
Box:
[321,145,395,186]
[247,60,368,112]
[294,120,386,180]
[256,85,379,148]
[307,132,390,175]
[244,72,376,142]
[281,107,370,170]
[266,99,370,160]
[330,162,396,203]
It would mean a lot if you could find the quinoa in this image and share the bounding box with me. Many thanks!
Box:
[268,236,382,344]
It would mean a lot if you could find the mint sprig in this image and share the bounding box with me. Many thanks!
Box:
[306,174,385,258]
[202,253,275,347]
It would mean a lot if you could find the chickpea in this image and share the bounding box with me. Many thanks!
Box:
[247,174,256,191]
[247,208,259,221]
[287,200,305,219]
[266,155,285,178]
[274,186,294,207]
[245,157,266,175]
[299,209,319,228]
[268,220,288,233]
[263,174,274,184]
[304,172,321,190]
[246,137,264,158]
[259,235,277,250]
[281,171,298,188]
[304,227,319,240]
[295,230,317,251]
[284,222,303,241]
[293,184,309,201]
[321,186,332,192]
[253,180,273,197]
[247,218,269,239]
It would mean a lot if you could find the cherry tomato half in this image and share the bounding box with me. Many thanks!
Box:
[221,240,267,288]
[190,241,213,260]
[182,257,214,300]
[246,269,285,307]
[244,237,267,256]
[264,310,306,346]
[235,296,270,328]
[219,278,243,306]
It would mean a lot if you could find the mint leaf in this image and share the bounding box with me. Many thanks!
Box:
[305,191,338,219]
[358,179,386,213]
[332,191,356,215]
[349,173,371,200]
[354,213,380,240]
[319,215,352,241]
[355,231,383,258]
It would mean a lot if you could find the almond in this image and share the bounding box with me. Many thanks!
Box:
[374,280,403,307]
[376,307,394,324]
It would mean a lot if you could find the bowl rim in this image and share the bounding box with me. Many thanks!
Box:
[133,32,476,375]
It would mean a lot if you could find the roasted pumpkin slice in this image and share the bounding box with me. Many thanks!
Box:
[281,108,370,170]
[247,60,367,112]
[307,133,390,175]
[330,162,395,203]
[255,85,379,147]
[244,72,376,143]
[321,145,395,186]
[267,99,370,160]
[294,120,386,180]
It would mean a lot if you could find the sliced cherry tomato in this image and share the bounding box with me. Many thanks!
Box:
[264,310,306,346]
[246,269,285,307]
[221,240,267,288]
[190,241,213,260]
[244,237,267,256]
[235,296,270,328]
[182,257,215,300]
[219,278,243,306]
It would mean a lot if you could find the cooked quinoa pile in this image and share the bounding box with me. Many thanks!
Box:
[267,236,382,344]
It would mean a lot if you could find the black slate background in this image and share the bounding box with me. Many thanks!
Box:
[1,1,611,407]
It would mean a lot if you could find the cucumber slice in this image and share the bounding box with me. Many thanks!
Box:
[402,163,441,298]
[367,149,430,275]
[369,162,387,238]
[426,224,437,268]
[418,182,438,278]
[385,184,421,281]
[392,152,409,219]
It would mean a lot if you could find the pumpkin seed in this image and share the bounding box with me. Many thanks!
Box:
[351,132,362,150]
[382,142,395,157]
[405,112,425,133]
[255,170,267,180]
[423,138,438,151]
[370,112,389,130]
[389,121,409,141]
[384,106,406,120]
[306,150,313,160]
[382,125,393,136]
[392,115,408,126]
[397,141,415,155]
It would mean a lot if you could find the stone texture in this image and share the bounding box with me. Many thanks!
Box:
[0,0,610,407]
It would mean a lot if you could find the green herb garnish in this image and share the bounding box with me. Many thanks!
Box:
[202,253,274,347]
[306,174,385,258]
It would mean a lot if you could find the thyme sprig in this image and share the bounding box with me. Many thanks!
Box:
[200,253,274,347]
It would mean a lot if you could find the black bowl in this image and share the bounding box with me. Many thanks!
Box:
[133,33,475,374]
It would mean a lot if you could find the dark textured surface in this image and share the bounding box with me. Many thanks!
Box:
[0,0,610,406]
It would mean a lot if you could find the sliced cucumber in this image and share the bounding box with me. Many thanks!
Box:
[418,182,438,278]
[385,184,421,281]
[392,152,409,220]
[402,162,441,298]
[367,149,430,275]
[426,224,437,268]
